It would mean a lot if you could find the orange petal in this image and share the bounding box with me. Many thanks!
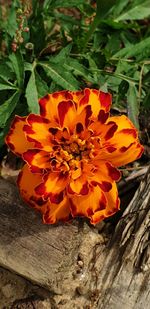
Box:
[35,171,69,202]
[68,175,89,195]
[97,115,144,167]
[57,100,76,130]
[75,105,92,130]
[5,116,34,156]
[69,185,107,219]
[91,162,121,185]
[39,91,75,122]
[79,89,112,116]
[17,164,47,211]
[23,114,53,151]
[91,182,120,224]
[23,149,51,172]
[18,164,71,224]
[42,195,71,224]
[89,120,118,139]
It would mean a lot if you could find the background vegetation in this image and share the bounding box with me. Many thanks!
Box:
[0,0,150,151]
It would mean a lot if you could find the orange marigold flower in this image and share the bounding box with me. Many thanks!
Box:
[5,88,144,224]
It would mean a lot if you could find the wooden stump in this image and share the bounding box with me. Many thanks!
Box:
[0,168,150,308]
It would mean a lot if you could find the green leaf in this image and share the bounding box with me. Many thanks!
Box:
[6,4,17,38]
[113,37,150,58]
[50,0,85,8]
[115,1,150,21]
[0,92,20,128]
[39,62,80,90]
[51,44,72,64]
[127,83,139,129]
[0,62,15,81]
[112,0,130,16]
[9,51,24,88]
[25,71,40,114]
[64,58,94,83]
[96,0,116,19]
[0,82,17,90]
[35,71,49,97]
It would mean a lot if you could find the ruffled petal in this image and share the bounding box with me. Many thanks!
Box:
[39,91,73,122]
[91,182,120,224]
[90,162,121,190]
[75,105,92,130]
[57,100,76,130]
[69,185,107,219]
[17,164,47,210]
[5,116,34,156]
[68,175,89,195]
[23,114,53,151]
[89,120,118,139]
[18,164,71,224]
[42,195,71,224]
[23,149,51,172]
[78,88,112,116]
[35,171,69,202]
[96,115,144,167]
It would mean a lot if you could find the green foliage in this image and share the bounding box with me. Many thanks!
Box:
[0,0,150,148]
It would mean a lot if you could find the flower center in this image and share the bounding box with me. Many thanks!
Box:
[50,133,101,173]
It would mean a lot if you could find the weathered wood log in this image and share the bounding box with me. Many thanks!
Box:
[0,168,150,308]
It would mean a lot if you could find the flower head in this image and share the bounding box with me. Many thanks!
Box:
[6,88,144,224]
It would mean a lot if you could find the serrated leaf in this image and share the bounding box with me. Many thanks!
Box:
[127,83,139,129]
[0,92,20,128]
[25,71,40,114]
[115,1,150,21]
[113,37,150,58]
[39,62,80,90]
[64,58,94,83]
[9,51,24,88]
[51,44,72,64]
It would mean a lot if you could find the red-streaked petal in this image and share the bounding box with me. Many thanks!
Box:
[90,162,121,191]
[76,105,92,130]
[5,116,34,156]
[23,114,53,151]
[17,164,47,210]
[35,171,69,202]
[79,88,112,115]
[106,142,143,167]
[39,91,75,122]
[89,120,118,140]
[23,149,51,171]
[96,115,144,167]
[42,195,71,224]
[69,185,107,219]
[105,115,137,144]
[68,175,89,195]
[18,164,71,224]
[91,182,120,224]
[58,100,76,130]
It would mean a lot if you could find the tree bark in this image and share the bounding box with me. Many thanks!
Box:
[0,168,150,308]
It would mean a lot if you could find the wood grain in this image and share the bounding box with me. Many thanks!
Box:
[0,177,80,293]
[0,168,150,308]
